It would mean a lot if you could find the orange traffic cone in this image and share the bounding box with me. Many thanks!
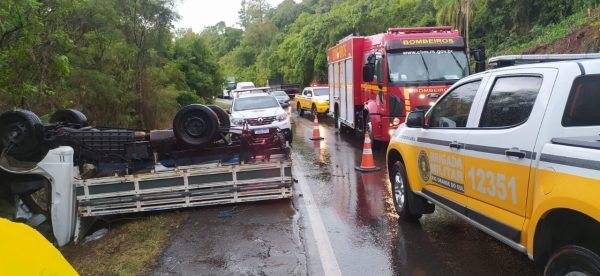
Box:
[309,114,324,141]
[355,131,380,172]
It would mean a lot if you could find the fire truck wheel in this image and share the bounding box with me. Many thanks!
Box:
[390,161,422,222]
[366,115,381,148]
[545,245,600,276]
[207,105,230,132]
[296,102,304,116]
[173,104,219,147]
[0,110,48,163]
[49,109,88,126]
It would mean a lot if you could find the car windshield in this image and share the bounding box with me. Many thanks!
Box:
[272,91,288,97]
[388,50,468,84]
[313,88,329,96]
[234,96,279,111]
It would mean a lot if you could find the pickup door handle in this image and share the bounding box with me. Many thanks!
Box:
[505,148,526,159]
[449,141,462,150]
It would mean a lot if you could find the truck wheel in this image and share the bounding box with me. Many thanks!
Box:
[173,104,219,147]
[334,108,340,129]
[286,129,293,143]
[390,161,422,222]
[49,109,88,126]
[207,105,230,132]
[296,103,304,116]
[366,115,381,148]
[0,110,48,163]
[545,245,600,276]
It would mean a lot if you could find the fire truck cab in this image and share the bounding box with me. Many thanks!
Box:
[327,26,469,143]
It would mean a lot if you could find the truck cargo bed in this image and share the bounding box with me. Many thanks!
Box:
[75,155,292,217]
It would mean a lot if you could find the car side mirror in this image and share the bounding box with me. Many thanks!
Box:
[406,111,425,128]
[362,65,374,82]
[281,102,290,108]
[226,109,231,114]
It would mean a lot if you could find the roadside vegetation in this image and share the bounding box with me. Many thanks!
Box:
[0,0,222,129]
[61,212,187,275]
[202,0,598,87]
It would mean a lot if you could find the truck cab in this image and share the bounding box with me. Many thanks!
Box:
[328,27,468,143]
[387,56,600,274]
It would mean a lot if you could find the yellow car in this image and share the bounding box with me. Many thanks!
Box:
[387,56,600,274]
[295,86,329,117]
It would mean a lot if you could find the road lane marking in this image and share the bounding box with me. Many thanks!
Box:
[293,165,342,276]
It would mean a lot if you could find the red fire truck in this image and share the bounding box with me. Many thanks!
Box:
[327,26,469,143]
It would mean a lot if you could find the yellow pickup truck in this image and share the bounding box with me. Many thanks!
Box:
[295,86,330,117]
[387,55,600,275]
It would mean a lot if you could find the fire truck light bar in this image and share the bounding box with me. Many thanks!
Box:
[387,26,454,34]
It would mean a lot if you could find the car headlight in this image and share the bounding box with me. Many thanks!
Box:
[231,118,245,126]
[277,113,287,122]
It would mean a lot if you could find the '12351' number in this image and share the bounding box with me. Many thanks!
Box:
[468,168,517,204]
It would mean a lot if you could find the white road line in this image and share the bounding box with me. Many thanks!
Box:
[293,166,342,276]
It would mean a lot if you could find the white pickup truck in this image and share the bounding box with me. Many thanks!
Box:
[387,55,600,274]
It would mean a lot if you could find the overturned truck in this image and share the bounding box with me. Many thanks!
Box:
[0,105,293,246]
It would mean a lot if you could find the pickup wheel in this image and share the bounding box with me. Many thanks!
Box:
[545,245,600,276]
[390,162,422,222]
[50,109,88,126]
[173,104,219,147]
[296,102,304,116]
[0,110,48,163]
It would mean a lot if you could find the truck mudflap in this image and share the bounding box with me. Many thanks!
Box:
[74,157,292,217]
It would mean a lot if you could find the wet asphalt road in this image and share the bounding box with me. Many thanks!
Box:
[291,112,541,276]
[153,108,542,275]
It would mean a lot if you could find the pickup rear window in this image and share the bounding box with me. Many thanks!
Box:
[562,75,600,127]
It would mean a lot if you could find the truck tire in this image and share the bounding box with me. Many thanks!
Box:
[334,108,340,129]
[0,110,48,163]
[207,105,230,132]
[390,161,422,222]
[296,102,304,116]
[173,104,219,147]
[544,245,600,276]
[49,109,88,126]
[366,115,381,148]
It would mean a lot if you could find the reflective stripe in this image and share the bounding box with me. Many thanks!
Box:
[363,148,372,155]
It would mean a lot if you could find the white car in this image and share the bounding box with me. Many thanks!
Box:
[236,81,255,90]
[230,92,292,142]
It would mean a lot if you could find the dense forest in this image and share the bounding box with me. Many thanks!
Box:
[0,0,222,129]
[0,0,598,128]
[203,0,599,86]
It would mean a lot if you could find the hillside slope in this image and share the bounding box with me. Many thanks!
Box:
[497,9,600,55]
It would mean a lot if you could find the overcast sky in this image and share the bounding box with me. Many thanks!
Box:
[173,0,287,33]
